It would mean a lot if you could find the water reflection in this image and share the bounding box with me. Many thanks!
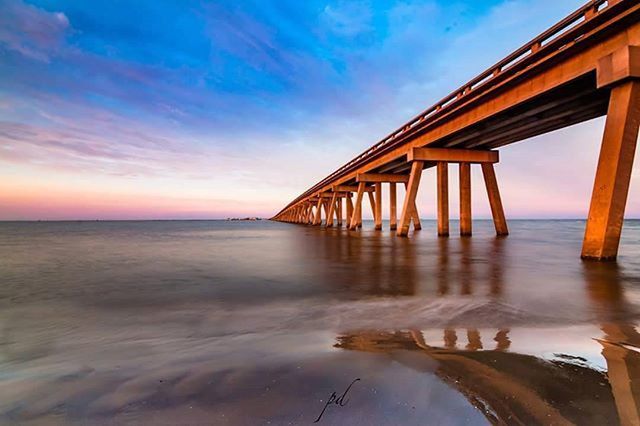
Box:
[299,224,511,299]
[331,258,640,425]
[582,262,640,426]
[337,326,620,424]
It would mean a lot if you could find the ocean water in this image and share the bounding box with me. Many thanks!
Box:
[2,219,640,425]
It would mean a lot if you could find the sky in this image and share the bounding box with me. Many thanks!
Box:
[0,0,638,220]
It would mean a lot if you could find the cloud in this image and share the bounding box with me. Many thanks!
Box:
[0,0,70,62]
[1,0,632,219]
[321,1,374,37]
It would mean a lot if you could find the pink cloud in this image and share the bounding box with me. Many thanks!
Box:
[0,0,70,62]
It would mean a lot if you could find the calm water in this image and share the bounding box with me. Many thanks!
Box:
[2,220,640,425]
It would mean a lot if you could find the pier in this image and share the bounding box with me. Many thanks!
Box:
[272,0,640,261]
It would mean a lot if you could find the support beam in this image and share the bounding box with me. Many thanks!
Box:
[326,192,338,227]
[596,46,640,89]
[346,196,354,226]
[322,200,330,225]
[368,191,377,226]
[357,173,409,183]
[409,147,498,163]
[333,185,374,193]
[313,197,323,225]
[350,183,366,230]
[437,162,450,237]
[389,182,397,230]
[460,163,472,236]
[374,182,382,230]
[411,203,422,230]
[398,161,424,237]
[582,80,640,260]
[404,182,422,231]
[336,198,343,227]
[481,163,509,236]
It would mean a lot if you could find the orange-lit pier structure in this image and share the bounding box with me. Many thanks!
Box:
[273,0,640,261]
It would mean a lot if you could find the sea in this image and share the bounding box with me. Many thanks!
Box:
[2,219,640,425]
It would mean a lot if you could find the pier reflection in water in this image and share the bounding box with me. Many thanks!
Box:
[2,220,640,424]
[320,223,640,425]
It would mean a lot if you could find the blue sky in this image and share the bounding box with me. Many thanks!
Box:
[1,0,635,219]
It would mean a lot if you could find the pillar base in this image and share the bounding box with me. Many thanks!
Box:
[581,254,618,262]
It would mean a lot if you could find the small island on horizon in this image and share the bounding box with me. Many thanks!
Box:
[225,217,262,221]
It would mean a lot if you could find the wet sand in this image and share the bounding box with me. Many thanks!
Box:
[1,220,640,424]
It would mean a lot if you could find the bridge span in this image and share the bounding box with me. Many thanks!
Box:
[272,0,640,261]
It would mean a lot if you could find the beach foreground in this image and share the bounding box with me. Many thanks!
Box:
[1,220,640,425]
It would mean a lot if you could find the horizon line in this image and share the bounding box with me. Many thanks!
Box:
[3,218,640,223]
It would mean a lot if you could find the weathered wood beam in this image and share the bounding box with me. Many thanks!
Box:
[408,147,498,163]
[481,163,509,236]
[437,162,450,237]
[460,163,472,236]
[398,161,424,236]
[582,79,640,260]
[356,173,410,183]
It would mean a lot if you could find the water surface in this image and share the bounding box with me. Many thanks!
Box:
[2,220,640,425]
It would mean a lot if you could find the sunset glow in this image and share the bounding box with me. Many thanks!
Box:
[2,0,639,220]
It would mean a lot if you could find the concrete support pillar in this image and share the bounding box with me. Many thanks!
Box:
[326,193,337,227]
[322,200,329,225]
[437,162,449,237]
[313,198,323,225]
[346,196,354,226]
[403,181,422,231]
[459,162,472,236]
[350,183,366,230]
[336,198,343,227]
[398,161,424,236]
[389,182,397,230]
[481,163,509,236]
[582,80,640,260]
[367,191,376,226]
[374,182,382,230]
